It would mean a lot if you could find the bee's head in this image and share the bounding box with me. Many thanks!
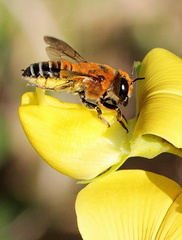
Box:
[112,71,133,106]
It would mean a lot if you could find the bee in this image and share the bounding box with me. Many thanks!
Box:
[22,36,143,131]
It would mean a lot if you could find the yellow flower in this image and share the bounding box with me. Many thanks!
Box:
[19,48,182,180]
[76,170,182,240]
[130,48,182,159]
[19,89,126,179]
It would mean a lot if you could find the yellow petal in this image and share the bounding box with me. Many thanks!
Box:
[156,193,182,239]
[19,91,129,180]
[76,170,182,240]
[130,48,182,158]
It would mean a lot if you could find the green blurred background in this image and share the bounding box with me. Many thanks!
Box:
[0,0,182,239]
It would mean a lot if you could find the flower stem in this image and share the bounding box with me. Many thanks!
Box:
[36,88,48,105]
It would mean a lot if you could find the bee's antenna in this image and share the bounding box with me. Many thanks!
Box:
[132,77,145,83]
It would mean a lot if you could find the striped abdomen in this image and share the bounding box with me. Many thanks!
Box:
[22,61,61,79]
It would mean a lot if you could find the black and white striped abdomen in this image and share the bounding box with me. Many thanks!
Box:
[22,61,61,79]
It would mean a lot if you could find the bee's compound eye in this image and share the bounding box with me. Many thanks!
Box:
[119,77,129,101]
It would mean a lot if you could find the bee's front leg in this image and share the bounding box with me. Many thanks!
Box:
[115,107,128,132]
[78,91,110,127]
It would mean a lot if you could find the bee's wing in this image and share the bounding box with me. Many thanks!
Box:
[44,36,87,63]
[59,70,96,79]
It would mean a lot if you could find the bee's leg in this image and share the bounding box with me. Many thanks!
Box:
[115,107,128,132]
[100,98,128,132]
[54,82,74,92]
[78,91,110,127]
[95,106,110,127]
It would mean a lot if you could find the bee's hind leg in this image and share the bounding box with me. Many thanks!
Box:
[78,91,110,127]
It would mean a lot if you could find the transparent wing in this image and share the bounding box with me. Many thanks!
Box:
[44,36,87,63]
[59,70,98,80]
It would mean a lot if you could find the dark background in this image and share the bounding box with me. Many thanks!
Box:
[0,0,182,239]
